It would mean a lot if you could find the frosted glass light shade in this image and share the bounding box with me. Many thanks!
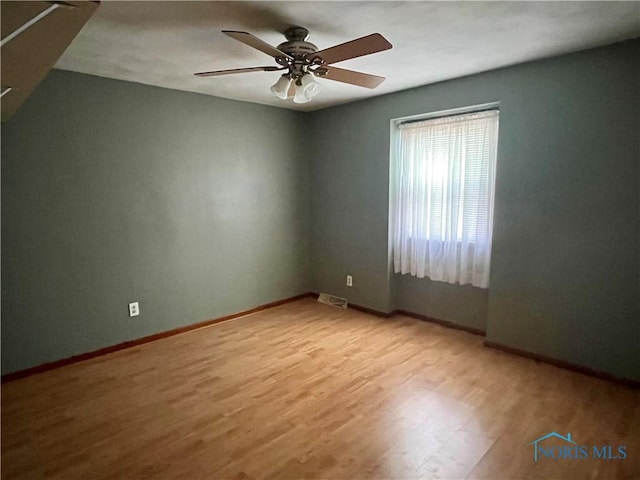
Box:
[300,74,321,98]
[293,74,321,104]
[293,87,311,104]
[270,75,292,100]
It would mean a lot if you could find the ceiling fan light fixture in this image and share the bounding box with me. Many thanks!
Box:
[292,74,321,104]
[270,74,292,99]
[293,86,311,104]
[300,73,321,99]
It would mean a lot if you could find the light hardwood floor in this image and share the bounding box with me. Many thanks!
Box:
[2,298,639,479]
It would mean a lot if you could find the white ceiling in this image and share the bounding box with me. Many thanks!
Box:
[55,1,640,112]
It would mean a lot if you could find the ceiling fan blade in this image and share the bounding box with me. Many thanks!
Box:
[223,30,292,59]
[319,66,386,89]
[312,33,392,65]
[194,66,283,77]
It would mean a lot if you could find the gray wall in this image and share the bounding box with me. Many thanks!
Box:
[2,71,311,374]
[394,276,489,333]
[309,39,640,381]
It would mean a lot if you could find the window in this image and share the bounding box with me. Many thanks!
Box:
[390,108,499,288]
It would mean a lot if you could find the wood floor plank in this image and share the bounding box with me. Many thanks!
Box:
[2,298,639,479]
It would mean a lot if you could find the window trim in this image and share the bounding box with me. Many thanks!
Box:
[391,101,500,128]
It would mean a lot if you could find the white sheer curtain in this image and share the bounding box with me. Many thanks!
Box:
[391,110,499,288]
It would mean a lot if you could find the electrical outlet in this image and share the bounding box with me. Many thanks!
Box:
[128,302,140,317]
[346,275,353,287]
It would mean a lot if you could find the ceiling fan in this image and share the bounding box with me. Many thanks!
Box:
[194,27,392,104]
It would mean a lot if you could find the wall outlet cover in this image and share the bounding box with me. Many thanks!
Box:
[128,302,140,317]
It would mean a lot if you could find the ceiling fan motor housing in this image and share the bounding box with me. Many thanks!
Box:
[278,27,318,57]
[276,27,321,78]
[277,39,318,56]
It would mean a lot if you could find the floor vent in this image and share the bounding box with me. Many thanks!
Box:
[317,293,348,309]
